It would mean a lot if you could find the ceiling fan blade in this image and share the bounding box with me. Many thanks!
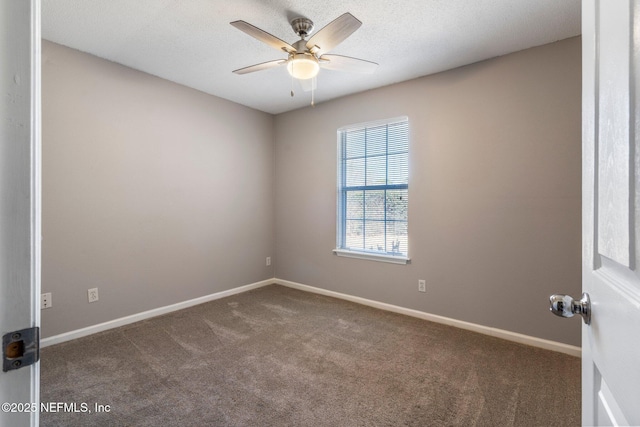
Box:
[298,76,317,92]
[319,54,378,73]
[305,13,362,55]
[231,20,296,54]
[233,59,287,75]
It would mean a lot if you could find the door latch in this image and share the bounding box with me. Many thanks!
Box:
[2,327,39,372]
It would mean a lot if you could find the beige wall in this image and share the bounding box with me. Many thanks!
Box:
[41,41,275,337]
[274,37,582,346]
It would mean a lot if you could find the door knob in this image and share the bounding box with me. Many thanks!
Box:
[549,292,591,325]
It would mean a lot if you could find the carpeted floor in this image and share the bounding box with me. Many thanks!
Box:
[40,284,580,426]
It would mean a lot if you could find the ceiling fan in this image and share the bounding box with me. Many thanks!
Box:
[230,12,377,96]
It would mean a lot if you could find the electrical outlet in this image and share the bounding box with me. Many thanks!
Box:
[88,287,99,303]
[418,280,426,293]
[266,257,271,266]
[41,292,52,309]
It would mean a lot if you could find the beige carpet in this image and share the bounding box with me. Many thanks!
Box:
[40,284,580,426]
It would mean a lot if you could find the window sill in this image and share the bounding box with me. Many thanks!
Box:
[333,249,410,265]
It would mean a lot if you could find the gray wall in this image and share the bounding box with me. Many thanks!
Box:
[42,41,275,337]
[42,37,582,347]
[274,37,582,346]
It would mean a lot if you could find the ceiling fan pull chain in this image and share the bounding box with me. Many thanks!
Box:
[311,80,315,106]
[290,62,295,97]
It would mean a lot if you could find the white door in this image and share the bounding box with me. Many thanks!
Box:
[0,1,41,426]
[582,0,640,425]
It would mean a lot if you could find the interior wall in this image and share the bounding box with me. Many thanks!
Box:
[42,37,582,347]
[41,41,275,338]
[274,37,582,346]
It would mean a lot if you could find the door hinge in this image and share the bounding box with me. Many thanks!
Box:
[2,327,39,372]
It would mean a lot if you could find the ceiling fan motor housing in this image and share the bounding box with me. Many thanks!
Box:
[291,17,314,38]
[292,39,311,54]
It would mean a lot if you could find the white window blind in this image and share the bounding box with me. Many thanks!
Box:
[336,117,409,262]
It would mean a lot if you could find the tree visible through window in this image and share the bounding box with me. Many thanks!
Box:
[337,117,409,259]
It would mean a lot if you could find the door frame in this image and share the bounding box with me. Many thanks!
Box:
[0,1,41,426]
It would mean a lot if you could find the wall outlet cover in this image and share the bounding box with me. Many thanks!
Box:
[41,293,52,309]
[418,280,426,293]
[88,287,99,303]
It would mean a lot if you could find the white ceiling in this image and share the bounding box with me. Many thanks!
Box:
[42,0,581,115]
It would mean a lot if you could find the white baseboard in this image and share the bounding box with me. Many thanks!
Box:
[41,279,274,348]
[274,278,582,358]
[42,277,581,358]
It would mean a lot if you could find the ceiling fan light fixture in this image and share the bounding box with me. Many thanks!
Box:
[287,54,319,80]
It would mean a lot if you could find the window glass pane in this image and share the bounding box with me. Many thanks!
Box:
[346,191,363,219]
[386,189,408,220]
[364,221,385,252]
[364,190,385,220]
[366,155,386,185]
[388,153,409,184]
[345,129,365,159]
[366,125,387,156]
[386,221,408,255]
[388,122,409,153]
[345,219,364,249]
[345,158,365,187]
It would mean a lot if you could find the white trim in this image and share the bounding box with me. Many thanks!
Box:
[274,278,582,358]
[31,2,42,426]
[41,279,273,347]
[333,249,410,264]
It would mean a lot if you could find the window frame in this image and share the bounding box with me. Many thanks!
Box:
[334,116,410,265]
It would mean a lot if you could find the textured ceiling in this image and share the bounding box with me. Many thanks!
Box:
[42,0,581,114]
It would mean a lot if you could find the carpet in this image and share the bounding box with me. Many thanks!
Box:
[40,284,580,426]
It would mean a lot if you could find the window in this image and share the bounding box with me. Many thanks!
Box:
[335,117,409,264]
